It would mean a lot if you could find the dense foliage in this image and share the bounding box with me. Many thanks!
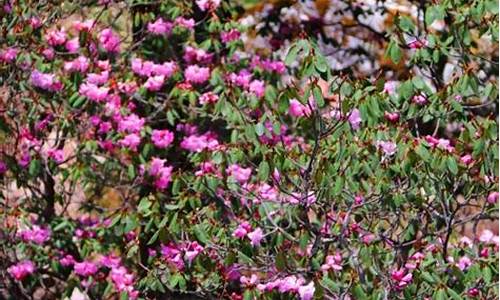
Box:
[0,0,498,299]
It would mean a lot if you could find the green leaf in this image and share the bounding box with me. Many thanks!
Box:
[285,45,299,66]
[258,161,270,181]
[138,198,152,213]
[447,288,462,300]
[433,289,446,300]
[447,157,458,175]
[193,225,210,245]
[313,85,324,107]
[29,159,41,176]
[255,123,265,136]
[425,6,445,26]
[353,285,368,300]
[388,39,402,64]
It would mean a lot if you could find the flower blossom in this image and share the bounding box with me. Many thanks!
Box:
[151,129,174,148]
[8,261,35,280]
[184,65,210,84]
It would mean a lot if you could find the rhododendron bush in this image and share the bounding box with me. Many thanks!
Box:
[0,0,498,299]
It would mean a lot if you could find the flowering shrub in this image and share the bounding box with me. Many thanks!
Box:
[0,0,498,299]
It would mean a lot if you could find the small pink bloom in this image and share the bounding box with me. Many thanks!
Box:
[348,108,362,129]
[247,228,264,247]
[119,134,141,151]
[144,75,165,91]
[99,28,120,53]
[79,83,109,102]
[151,129,174,148]
[184,65,210,84]
[8,260,35,280]
[383,81,398,95]
[289,99,311,117]
[175,17,195,30]
[147,18,173,35]
[45,28,67,46]
[457,256,472,271]
[221,29,240,43]
[74,261,98,277]
[298,282,315,300]
[226,164,252,184]
[487,192,498,204]
[47,148,64,163]
[199,91,219,105]
[249,80,265,98]
[413,94,427,105]
[0,47,18,63]
[64,56,89,73]
[196,0,221,11]
[408,38,428,49]
[384,111,400,123]
[376,140,397,156]
[65,38,80,53]
[460,154,474,165]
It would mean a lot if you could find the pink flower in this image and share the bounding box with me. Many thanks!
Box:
[79,83,109,102]
[249,80,265,98]
[151,129,174,148]
[247,228,264,247]
[457,256,472,271]
[119,134,141,151]
[240,274,259,287]
[376,140,397,156]
[199,91,219,105]
[479,229,495,243]
[74,261,98,277]
[221,29,240,43]
[184,65,210,84]
[18,225,51,244]
[384,111,400,123]
[118,114,145,133]
[321,252,342,271]
[361,233,375,244]
[148,158,173,190]
[487,192,498,204]
[152,62,177,77]
[413,94,427,105]
[0,47,18,63]
[180,132,219,152]
[99,28,120,53]
[86,71,109,85]
[147,18,173,35]
[175,17,195,30]
[228,70,252,87]
[298,282,315,300]
[460,154,474,165]
[348,108,362,129]
[31,70,62,91]
[64,56,89,73]
[196,0,221,11]
[60,254,76,267]
[408,38,428,49]
[289,99,311,117]
[47,148,64,163]
[45,28,67,46]
[183,46,213,64]
[8,260,35,280]
[42,48,55,60]
[154,166,173,190]
[391,269,413,289]
[184,241,204,263]
[73,19,94,32]
[144,75,165,91]
[226,164,252,183]
[233,222,251,238]
[29,17,42,29]
[383,81,398,95]
[65,37,80,53]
